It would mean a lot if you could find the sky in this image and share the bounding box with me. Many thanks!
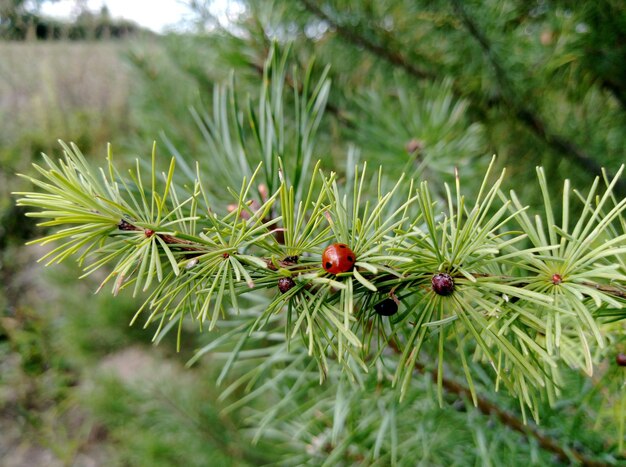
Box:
[40,0,241,33]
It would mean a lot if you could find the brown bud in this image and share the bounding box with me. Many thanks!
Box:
[278,277,296,294]
[617,353,626,367]
[405,138,424,155]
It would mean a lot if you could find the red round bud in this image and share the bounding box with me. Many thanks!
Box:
[617,353,626,367]
[432,273,454,296]
[552,274,562,285]
[322,243,356,274]
[144,229,155,237]
[278,277,296,294]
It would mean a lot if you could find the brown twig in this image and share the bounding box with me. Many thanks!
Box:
[386,338,611,467]
[117,219,198,253]
[581,281,626,299]
[299,0,434,81]
[116,218,626,300]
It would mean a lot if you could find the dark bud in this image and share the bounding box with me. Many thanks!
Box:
[283,255,299,265]
[118,219,139,231]
[278,277,296,294]
[432,273,454,296]
[617,353,626,367]
[374,298,398,317]
[452,399,467,412]
[144,229,155,238]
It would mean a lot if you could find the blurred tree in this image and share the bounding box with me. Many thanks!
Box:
[0,0,144,39]
[0,0,50,38]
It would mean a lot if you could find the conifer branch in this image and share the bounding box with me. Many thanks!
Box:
[115,216,626,302]
[580,281,626,299]
[247,60,353,129]
[118,219,197,250]
[15,138,626,415]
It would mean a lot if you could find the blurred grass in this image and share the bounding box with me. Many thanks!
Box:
[0,41,132,251]
[0,41,131,172]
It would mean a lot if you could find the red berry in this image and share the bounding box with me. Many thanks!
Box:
[432,273,454,296]
[322,243,356,274]
[617,353,626,367]
[278,277,296,294]
[144,229,155,238]
[374,298,398,316]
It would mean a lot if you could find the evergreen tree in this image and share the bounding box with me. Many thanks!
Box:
[14,1,626,465]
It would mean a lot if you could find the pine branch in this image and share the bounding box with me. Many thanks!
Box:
[581,281,626,299]
[118,219,196,247]
[299,0,626,196]
[117,216,626,302]
[15,140,626,408]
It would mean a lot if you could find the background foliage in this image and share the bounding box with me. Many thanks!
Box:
[1,1,625,465]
